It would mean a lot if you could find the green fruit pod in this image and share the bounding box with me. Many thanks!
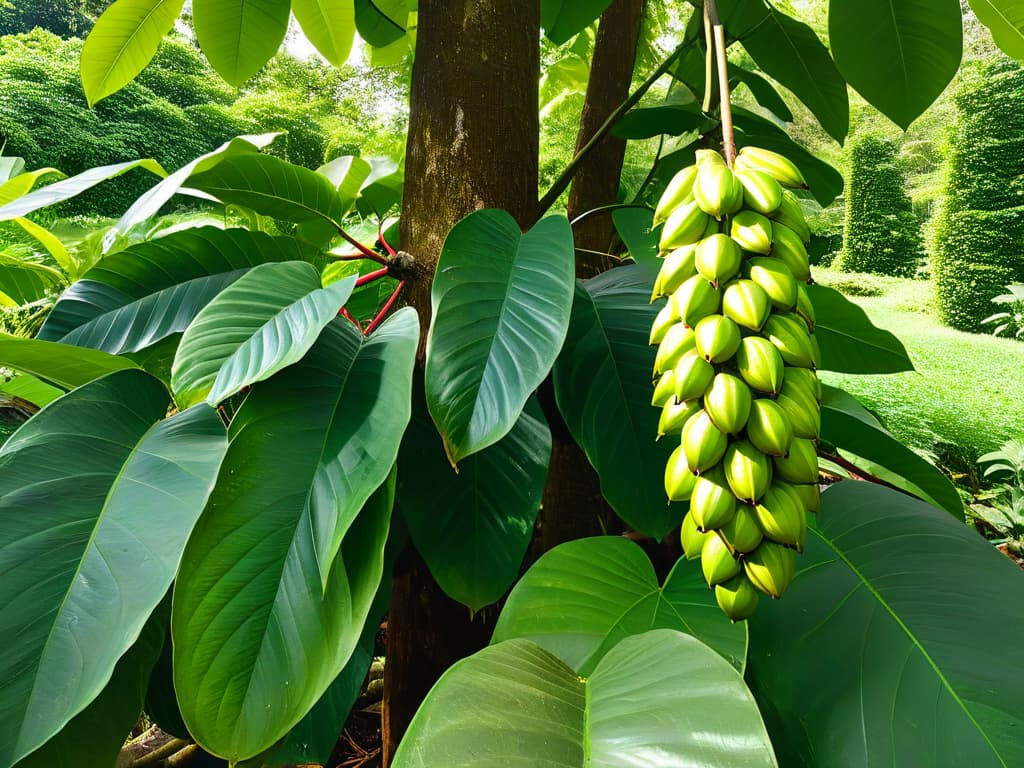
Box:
[651,369,677,407]
[747,257,797,311]
[665,444,698,502]
[659,397,702,437]
[673,349,716,402]
[671,274,721,328]
[784,367,821,403]
[744,541,797,598]
[754,484,807,549]
[704,373,752,435]
[681,512,710,560]
[681,409,728,473]
[654,165,698,226]
[694,165,744,219]
[724,439,773,503]
[721,278,770,331]
[776,381,821,440]
[730,210,773,254]
[649,302,676,345]
[694,314,741,363]
[735,168,783,215]
[790,481,821,513]
[746,398,794,457]
[702,532,742,586]
[763,314,816,368]
[690,466,737,530]
[695,233,742,286]
[696,148,727,169]
[661,199,711,251]
[795,283,816,331]
[715,574,760,622]
[701,216,721,239]
[721,504,764,554]
[771,223,811,282]
[773,437,820,484]
[736,146,808,189]
[735,336,785,395]
[774,191,812,243]
[654,323,695,374]
[656,244,698,298]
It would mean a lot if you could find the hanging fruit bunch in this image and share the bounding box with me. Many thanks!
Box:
[650,145,821,621]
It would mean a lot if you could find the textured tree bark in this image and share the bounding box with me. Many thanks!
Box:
[566,0,646,276]
[382,2,539,764]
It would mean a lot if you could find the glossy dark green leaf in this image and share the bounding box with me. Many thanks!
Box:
[970,0,1024,60]
[192,0,289,85]
[392,631,776,767]
[748,481,1024,768]
[293,0,356,66]
[399,393,551,611]
[0,372,61,408]
[806,284,913,373]
[0,333,138,389]
[425,210,575,465]
[354,156,403,217]
[172,313,415,762]
[611,207,659,267]
[39,228,318,354]
[354,0,408,47]
[493,537,747,675]
[612,104,706,139]
[553,264,678,537]
[0,373,227,768]
[830,0,961,129]
[541,0,614,45]
[731,66,793,122]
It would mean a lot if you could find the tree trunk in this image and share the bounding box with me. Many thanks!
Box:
[383,2,539,764]
[566,0,646,276]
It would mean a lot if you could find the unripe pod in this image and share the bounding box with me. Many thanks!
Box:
[730,210,773,254]
[746,398,794,457]
[701,216,721,239]
[681,409,728,473]
[681,512,709,560]
[715,575,760,622]
[654,245,698,299]
[747,257,797,311]
[774,191,812,243]
[771,223,811,282]
[661,200,710,251]
[702,532,742,586]
[724,440,773,503]
[790,481,821,513]
[809,333,822,369]
[735,336,785,395]
[774,437,820,484]
[736,146,808,189]
[736,168,783,215]
[673,349,715,402]
[754,484,806,549]
[744,542,797,598]
[659,397,702,437]
[665,444,698,502]
[776,381,821,440]
[696,148,727,169]
[763,314,816,368]
[695,233,742,286]
[671,275,720,328]
[721,504,764,554]
[651,370,677,408]
[654,323,695,374]
[783,366,821,403]
[654,165,698,226]
[694,165,744,219]
[694,315,741,364]
[795,283,816,331]
[722,279,770,331]
[649,302,676,345]
[704,373,752,435]
[690,466,737,531]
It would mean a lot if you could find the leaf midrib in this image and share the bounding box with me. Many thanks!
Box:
[89,0,178,101]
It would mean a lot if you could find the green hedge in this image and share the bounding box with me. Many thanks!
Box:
[933,56,1024,331]
[839,134,923,277]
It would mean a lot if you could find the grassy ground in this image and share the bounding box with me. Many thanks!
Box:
[814,267,1024,478]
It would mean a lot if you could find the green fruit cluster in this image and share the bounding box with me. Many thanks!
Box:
[650,146,822,622]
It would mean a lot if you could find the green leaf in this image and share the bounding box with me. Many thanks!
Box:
[11,218,72,275]
[392,630,777,767]
[172,315,414,761]
[39,227,319,355]
[296,155,374,244]
[354,0,408,47]
[731,66,793,122]
[0,169,65,204]
[541,0,614,45]
[829,0,961,130]
[0,372,61,407]
[747,481,1024,768]
[0,253,63,305]
[0,333,138,389]
[970,0,1024,60]
[611,207,659,267]
[738,6,849,143]
[0,158,26,183]
[612,104,706,139]
[0,373,227,768]
[293,0,356,66]
[425,210,575,465]
[806,283,914,373]
[554,265,679,537]
[821,385,963,518]
[354,156,403,217]
[192,0,290,86]
[80,0,186,106]
[0,160,166,221]
[493,537,747,675]
[399,392,551,611]
[171,261,356,407]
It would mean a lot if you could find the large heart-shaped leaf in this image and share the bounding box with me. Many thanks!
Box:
[0,371,227,768]
[0,334,138,389]
[748,481,1024,767]
[732,66,794,122]
[425,210,575,465]
[553,265,679,537]
[39,228,318,355]
[81,0,186,106]
[392,630,777,767]
[399,393,551,611]
[192,0,290,86]
[541,0,614,45]
[807,284,913,373]
[172,312,416,761]
[970,0,1024,60]
[354,0,408,47]
[821,385,963,517]
[171,261,356,407]
[492,536,747,675]
[292,0,356,66]
[612,104,707,139]
[829,0,962,130]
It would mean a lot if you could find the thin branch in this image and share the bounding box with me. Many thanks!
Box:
[336,225,383,262]
[705,0,737,166]
[356,266,390,287]
[818,450,906,495]
[333,251,389,266]
[378,216,398,257]
[339,306,364,332]
[631,133,665,204]
[570,203,651,227]
[702,3,715,114]
[365,280,406,335]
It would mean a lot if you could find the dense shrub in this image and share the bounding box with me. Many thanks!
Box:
[932,56,1024,331]
[0,0,84,37]
[839,134,923,277]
